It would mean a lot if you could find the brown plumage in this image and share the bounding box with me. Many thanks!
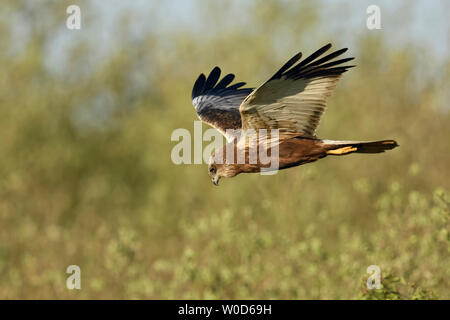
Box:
[191,44,399,186]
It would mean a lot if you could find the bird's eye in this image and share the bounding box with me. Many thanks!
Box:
[209,166,215,173]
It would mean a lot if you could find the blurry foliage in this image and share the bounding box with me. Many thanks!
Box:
[0,0,449,299]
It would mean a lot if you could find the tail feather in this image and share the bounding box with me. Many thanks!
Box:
[323,139,399,155]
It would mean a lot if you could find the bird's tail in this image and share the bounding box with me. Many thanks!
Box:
[322,139,399,155]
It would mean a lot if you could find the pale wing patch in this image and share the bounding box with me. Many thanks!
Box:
[239,44,354,138]
[241,76,340,136]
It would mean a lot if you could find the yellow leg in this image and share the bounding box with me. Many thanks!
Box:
[326,146,358,155]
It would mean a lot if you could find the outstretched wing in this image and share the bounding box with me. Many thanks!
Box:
[239,44,354,137]
[192,67,253,141]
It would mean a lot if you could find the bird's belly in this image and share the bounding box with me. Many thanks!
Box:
[277,138,327,170]
[236,137,326,173]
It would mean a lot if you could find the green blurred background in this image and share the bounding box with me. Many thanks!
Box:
[0,0,449,299]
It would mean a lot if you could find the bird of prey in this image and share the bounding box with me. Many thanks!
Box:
[191,44,398,186]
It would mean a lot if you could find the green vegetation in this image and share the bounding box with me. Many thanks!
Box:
[0,1,448,299]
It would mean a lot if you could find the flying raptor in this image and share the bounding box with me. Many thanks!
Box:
[191,44,398,186]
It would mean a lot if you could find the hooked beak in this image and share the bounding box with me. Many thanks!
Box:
[212,175,220,186]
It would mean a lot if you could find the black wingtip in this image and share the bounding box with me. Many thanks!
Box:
[192,66,253,101]
[211,66,221,76]
[272,43,355,80]
[215,73,235,89]
[192,73,206,100]
[270,51,303,81]
[204,67,221,91]
[227,82,247,90]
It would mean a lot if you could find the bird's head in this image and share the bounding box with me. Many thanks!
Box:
[208,149,239,186]
[207,162,221,186]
